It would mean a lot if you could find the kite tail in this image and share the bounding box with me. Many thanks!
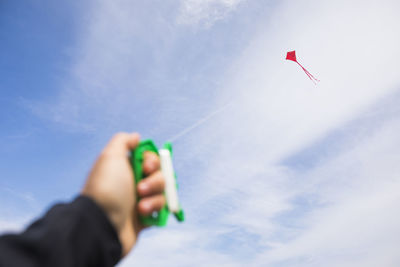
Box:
[296,61,319,83]
[300,66,316,83]
[302,68,319,82]
[302,68,318,84]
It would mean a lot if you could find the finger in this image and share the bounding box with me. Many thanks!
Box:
[143,151,161,175]
[103,132,140,155]
[138,195,166,216]
[137,171,165,197]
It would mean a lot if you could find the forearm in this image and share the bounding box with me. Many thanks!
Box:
[0,196,122,267]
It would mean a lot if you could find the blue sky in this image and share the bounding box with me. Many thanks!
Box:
[1,0,400,266]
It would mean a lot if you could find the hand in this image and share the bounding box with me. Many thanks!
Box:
[81,133,166,257]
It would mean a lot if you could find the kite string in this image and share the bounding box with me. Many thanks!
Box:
[168,101,233,142]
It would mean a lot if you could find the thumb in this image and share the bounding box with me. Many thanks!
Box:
[103,132,141,156]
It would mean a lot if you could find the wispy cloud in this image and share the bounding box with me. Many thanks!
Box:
[256,113,400,266]
[27,0,259,139]
[177,0,245,27]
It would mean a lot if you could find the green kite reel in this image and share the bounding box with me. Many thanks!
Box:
[130,140,184,226]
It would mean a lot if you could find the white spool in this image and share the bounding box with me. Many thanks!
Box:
[159,149,180,213]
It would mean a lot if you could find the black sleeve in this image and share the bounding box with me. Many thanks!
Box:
[0,195,122,267]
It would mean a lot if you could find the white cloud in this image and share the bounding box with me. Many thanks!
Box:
[28,0,251,136]
[253,116,400,266]
[27,1,180,134]
[177,0,245,27]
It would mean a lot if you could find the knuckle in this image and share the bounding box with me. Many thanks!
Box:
[145,151,159,162]
[156,195,166,208]
[150,197,162,209]
[138,201,150,214]
[152,171,164,184]
[159,195,166,205]
[157,173,166,188]
[113,132,128,141]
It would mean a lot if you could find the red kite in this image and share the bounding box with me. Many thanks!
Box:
[286,50,319,84]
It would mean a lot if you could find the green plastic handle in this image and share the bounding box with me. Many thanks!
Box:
[130,140,170,226]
